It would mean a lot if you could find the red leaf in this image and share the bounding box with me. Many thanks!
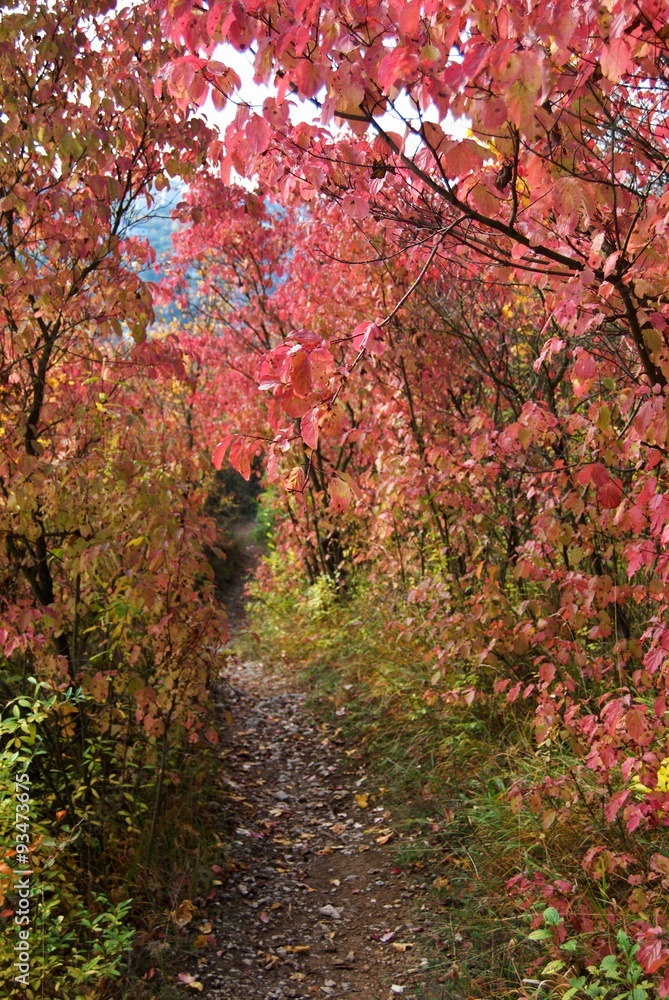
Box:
[295,60,327,97]
[229,437,253,480]
[300,407,319,449]
[598,479,623,509]
[638,938,669,975]
[212,435,234,471]
[625,707,646,743]
[291,349,312,398]
[308,347,335,390]
[439,139,486,177]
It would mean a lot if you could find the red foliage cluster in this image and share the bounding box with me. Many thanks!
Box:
[156,0,669,983]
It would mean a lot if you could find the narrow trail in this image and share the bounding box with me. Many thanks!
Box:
[185,519,440,1000]
[198,659,435,1000]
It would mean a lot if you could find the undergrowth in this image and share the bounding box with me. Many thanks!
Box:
[241,553,668,1000]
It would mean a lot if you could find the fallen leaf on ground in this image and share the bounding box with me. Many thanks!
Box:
[392,942,414,952]
[178,973,203,991]
[259,911,270,923]
[172,899,195,927]
[433,876,450,889]
[355,793,369,808]
[376,831,394,845]
[192,934,208,949]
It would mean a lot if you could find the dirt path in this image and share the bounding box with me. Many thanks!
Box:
[188,657,438,1000]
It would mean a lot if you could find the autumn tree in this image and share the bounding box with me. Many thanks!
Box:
[0,5,228,993]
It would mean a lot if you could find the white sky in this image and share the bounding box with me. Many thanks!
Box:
[196,44,468,150]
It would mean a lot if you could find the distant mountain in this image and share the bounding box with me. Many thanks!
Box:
[130,182,184,282]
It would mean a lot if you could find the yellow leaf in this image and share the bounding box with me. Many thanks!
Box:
[541,809,557,830]
[517,425,532,449]
[376,831,394,845]
[355,793,369,809]
[126,535,146,548]
[192,934,208,949]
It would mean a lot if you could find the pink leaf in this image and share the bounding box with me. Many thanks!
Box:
[604,789,629,823]
[342,194,370,220]
[352,321,386,356]
[600,37,632,83]
[246,114,271,154]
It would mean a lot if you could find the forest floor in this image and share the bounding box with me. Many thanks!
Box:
[177,520,448,1000]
